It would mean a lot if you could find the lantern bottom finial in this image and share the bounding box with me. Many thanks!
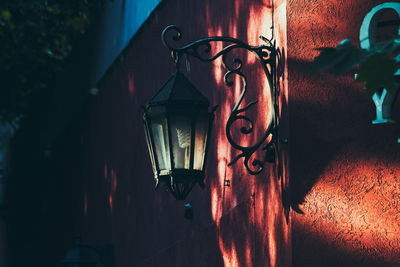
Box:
[158,169,205,200]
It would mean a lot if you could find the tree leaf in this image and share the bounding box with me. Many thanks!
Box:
[308,39,368,74]
[0,10,11,21]
[332,46,368,76]
[370,36,400,55]
[355,53,399,95]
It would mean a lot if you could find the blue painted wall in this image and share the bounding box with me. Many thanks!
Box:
[90,0,162,85]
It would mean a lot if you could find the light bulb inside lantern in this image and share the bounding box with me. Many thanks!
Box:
[171,117,192,169]
[176,127,191,168]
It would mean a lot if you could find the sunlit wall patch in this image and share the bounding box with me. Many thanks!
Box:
[295,160,400,263]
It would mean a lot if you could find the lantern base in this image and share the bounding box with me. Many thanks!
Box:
[158,169,205,200]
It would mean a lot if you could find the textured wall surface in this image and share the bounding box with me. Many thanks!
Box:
[79,0,290,266]
[288,0,400,266]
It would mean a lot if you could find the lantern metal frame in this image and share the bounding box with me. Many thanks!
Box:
[161,25,284,175]
[142,92,217,200]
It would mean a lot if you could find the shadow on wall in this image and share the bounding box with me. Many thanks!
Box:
[293,222,398,267]
[288,57,344,212]
[289,114,340,213]
[288,57,400,213]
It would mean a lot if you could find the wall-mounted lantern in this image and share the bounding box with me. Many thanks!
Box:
[142,71,216,200]
[143,25,283,200]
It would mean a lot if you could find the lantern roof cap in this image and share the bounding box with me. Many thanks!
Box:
[148,72,209,106]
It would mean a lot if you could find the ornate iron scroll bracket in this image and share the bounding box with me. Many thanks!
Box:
[161,25,282,175]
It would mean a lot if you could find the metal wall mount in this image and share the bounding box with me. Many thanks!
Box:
[161,25,284,175]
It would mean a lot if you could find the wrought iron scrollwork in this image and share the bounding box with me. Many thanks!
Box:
[161,25,282,175]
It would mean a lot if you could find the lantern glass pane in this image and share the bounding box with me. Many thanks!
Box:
[193,114,209,170]
[150,118,171,171]
[170,115,192,169]
[144,123,157,174]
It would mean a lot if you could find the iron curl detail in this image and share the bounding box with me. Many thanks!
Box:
[161,25,280,175]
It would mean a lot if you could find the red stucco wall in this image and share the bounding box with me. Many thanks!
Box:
[288,1,400,266]
[79,0,290,266]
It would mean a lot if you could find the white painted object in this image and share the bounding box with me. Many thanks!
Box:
[372,89,396,124]
[359,2,400,124]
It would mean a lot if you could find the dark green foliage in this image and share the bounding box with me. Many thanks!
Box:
[308,39,369,76]
[355,53,399,95]
[0,0,104,124]
[309,37,400,96]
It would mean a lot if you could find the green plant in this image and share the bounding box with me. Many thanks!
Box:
[308,36,400,95]
[0,0,106,125]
